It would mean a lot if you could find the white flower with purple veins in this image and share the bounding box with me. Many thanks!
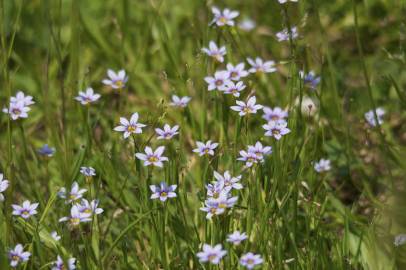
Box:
[240,253,264,269]
[205,70,231,91]
[210,7,239,27]
[102,69,128,89]
[58,181,87,204]
[150,182,177,202]
[202,41,226,63]
[0,173,10,202]
[59,205,92,226]
[170,95,191,108]
[197,244,227,264]
[12,200,39,219]
[114,112,147,139]
[8,244,31,268]
[76,199,104,215]
[263,120,291,140]
[135,146,168,167]
[10,91,35,106]
[51,231,61,241]
[3,101,31,120]
[200,199,226,219]
[227,231,248,245]
[193,140,219,156]
[247,57,277,74]
[80,166,96,177]
[52,255,76,270]
[248,141,272,159]
[365,107,385,127]
[231,96,263,116]
[214,171,243,190]
[226,63,249,81]
[314,159,331,173]
[263,107,288,122]
[75,88,101,105]
[279,0,298,4]
[238,18,256,31]
[300,71,321,90]
[237,150,260,168]
[155,124,179,140]
[219,81,246,97]
[276,27,299,42]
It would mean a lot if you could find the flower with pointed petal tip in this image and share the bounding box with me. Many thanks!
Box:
[75,87,101,105]
[155,124,179,140]
[365,107,385,127]
[193,141,219,156]
[248,141,272,159]
[263,120,291,140]
[247,57,277,74]
[196,244,227,264]
[299,71,321,90]
[58,182,87,204]
[240,252,264,269]
[227,231,248,245]
[59,205,92,227]
[210,7,239,27]
[3,101,31,120]
[135,146,168,167]
[170,95,191,108]
[314,159,331,173]
[0,173,10,202]
[80,166,96,177]
[8,244,31,267]
[219,81,246,97]
[214,171,243,190]
[102,69,128,89]
[37,144,55,157]
[114,113,147,139]
[231,96,263,116]
[262,107,288,122]
[202,41,226,62]
[226,63,249,81]
[237,150,260,168]
[52,255,76,270]
[12,200,39,219]
[150,182,177,202]
[10,91,35,106]
[205,70,231,91]
[276,27,298,42]
[75,199,103,216]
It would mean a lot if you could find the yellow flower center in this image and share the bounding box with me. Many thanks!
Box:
[115,80,123,88]
[243,107,251,113]
[160,192,167,197]
[12,255,20,261]
[71,218,80,225]
[22,210,29,216]
[127,125,136,132]
[208,254,217,261]
[215,80,223,86]
[148,156,158,163]
[204,149,209,154]
[218,203,227,209]
[272,129,280,136]
[247,259,254,265]
[219,17,227,24]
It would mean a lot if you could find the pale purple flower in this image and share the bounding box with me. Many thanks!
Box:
[231,96,263,116]
[59,205,92,226]
[80,166,96,177]
[365,107,385,127]
[299,71,321,90]
[200,199,226,219]
[37,144,55,157]
[248,141,272,160]
[0,173,10,202]
[155,124,179,140]
[3,101,31,120]
[314,159,331,173]
[278,0,298,4]
[102,69,128,89]
[214,171,243,190]
[75,87,101,105]
[263,120,291,140]
[206,182,229,198]
[193,140,219,156]
[114,112,147,139]
[237,150,260,168]
[8,244,31,267]
[227,231,248,245]
[10,91,35,106]
[276,27,298,42]
[205,70,231,91]
[52,255,76,270]
[238,18,256,31]
[197,244,227,264]
[150,182,177,202]
[210,7,239,27]
[240,253,264,269]
[58,182,87,204]
[219,81,246,97]
[76,199,104,215]
[170,95,191,108]
[262,107,288,122]
[226,63,249,81]
[202,41,226,62]
[247,58,277,74]
[135,146,168,167]
[51,231,61,241]
[12,200,39,219]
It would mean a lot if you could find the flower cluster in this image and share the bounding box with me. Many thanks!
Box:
[238,141,272,167]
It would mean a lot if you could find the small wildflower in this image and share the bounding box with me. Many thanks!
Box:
[155,124,179,140]
[193,140,219,156]
[314,159,331,173]
[219,81,246,97]
[170,95,191,108]
[231,96,263,116]
[76,199,104,215]
[300,71,321,90]
[247,57,277,74]
[237,150,260,167]
[3,101,31,120]
[278,0,298,4]
[262,106,288,122]
[114,112,147,139]
[51,231,61,241]
[200,193,238,219]
[365,107,385,127]
[276,27,298,42]
[240,252,264,269]
[205,70,231,91]
[135,146,168,167]
[238,18,256,31]
[80,166,96,177]
[150,182,177,202]
[0,173,10,202]
[59,205,92,226]
[8,244,31,268]
[196,244,227,264]
[102,69,128,89]
[206,181,228,198]
[202,41,226,62]
[214,171,243,190]
[263,120,291,140]
[227,231,248,245]
[37,144,56,157]
[210,7,239,27]
[12,200,39,219]
[52,255,76,270]
[226,63,249,81]
[10,91,35,106]
[75,87,101,105]
[394,234,406,247]
[58,182,87,204]
[248,141,272,159]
